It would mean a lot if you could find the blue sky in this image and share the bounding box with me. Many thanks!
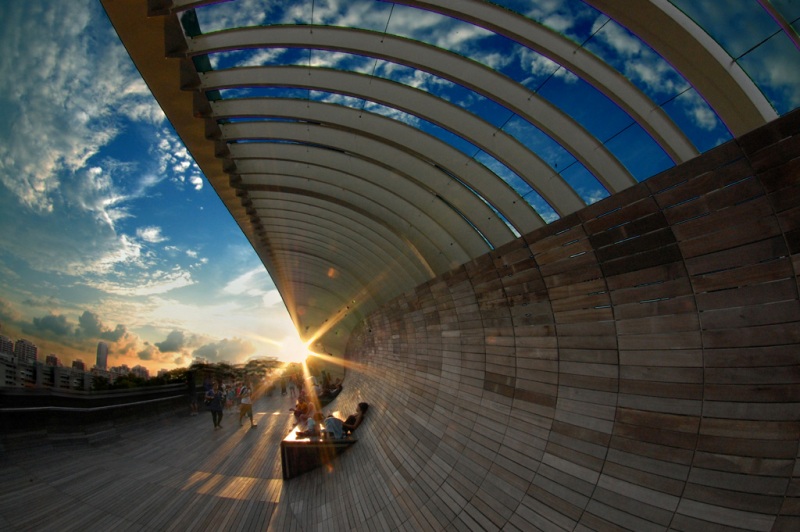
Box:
[0,0,796,374]
[0,1,302,372]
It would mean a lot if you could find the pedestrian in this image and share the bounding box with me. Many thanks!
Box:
[288,375,296,398]
[239,381,257,428]
[226,384,236,412]
[205,382,225,429]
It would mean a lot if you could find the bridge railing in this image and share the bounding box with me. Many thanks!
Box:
[0,384,197,446]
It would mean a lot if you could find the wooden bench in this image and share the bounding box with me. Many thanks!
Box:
[280,429,357,480]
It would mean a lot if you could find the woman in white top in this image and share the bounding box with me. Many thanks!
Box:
[238,382,257,428]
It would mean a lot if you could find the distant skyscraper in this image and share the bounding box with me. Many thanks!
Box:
[72,359,86,371]
[14,339,38,364]
[45,354,61,367]
[96,341,108,369]
[0,335,13,355]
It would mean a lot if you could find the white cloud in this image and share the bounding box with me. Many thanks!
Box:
[757,53,800,109]
[262,289,284,307]
[195,0,271,33]
[141,292,296,362]
[518,48,578,83]
[595,18,643,58]
[154,127,204,190]
[223,267,272,297]
[0,0,195,282]
[0,1,162,214]
[137,226,168,244]
[189,175,204,191]
[363,102,421,128]
[91,267,195,297]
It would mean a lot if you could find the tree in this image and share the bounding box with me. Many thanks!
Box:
[92,375,111,391]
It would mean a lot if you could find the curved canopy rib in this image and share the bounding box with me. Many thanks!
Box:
[185,25,638,192]
[102,0,793,354]
[393,0,700,163]
[587,0,777,134]
[202,68,573,223]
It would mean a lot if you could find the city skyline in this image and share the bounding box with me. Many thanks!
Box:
[0,1,308,375]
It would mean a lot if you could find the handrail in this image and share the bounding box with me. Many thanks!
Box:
[0,394,187,413]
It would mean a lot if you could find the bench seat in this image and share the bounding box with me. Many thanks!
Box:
[280,430,357,480]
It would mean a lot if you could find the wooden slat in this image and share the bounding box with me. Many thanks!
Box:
[4,105,799,532]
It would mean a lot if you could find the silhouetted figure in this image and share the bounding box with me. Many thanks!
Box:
[205,382,225,429]
[343,402,368,432]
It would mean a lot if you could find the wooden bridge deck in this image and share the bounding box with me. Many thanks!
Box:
[0,390,373,531]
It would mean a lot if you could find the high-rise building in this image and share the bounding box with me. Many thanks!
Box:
[14,339,38,364]
[96,341,108,369]
[72,359,85,371]
[0,335,13,355]
[45,354,61,367]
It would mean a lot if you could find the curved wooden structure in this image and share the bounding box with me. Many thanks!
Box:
[102,0,798,358]
[93,1,800,529]
[335,111,800,530]
[0,113,797,529]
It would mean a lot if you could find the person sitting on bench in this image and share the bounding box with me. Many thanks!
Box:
[343,402,369,433]
[296,412,324,438]
[322,402,369,438]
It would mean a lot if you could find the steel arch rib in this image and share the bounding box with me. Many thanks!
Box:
[200,67,586,218]
[214,95,552,229]
[259,215,420,299]
[586,0,777,135]
[253,200,452,277]
[261,218,424,288]
[215,99,534,241]
[229,141,466,273]
[240,167,478,265]
[257,207,436,322]
[186,25,637,192]
[272,259,368,311]
[265,247,380,309]
[393,0,699,163]
[241,165,468,262]
[267,261,367,331]
[263,243,407,324]
[228,143,494,264]
[258,205,440,289]
[170,0,700,162]
[253,194,458,276]
[219,120,511,251]
[251,181,462,279]
[202,68,579,220]
[245,175,486,263]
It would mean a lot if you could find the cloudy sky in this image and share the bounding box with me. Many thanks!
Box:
[0,0,796,375]
[0,0,304,372]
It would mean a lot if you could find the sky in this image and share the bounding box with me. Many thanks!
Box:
[0,1,306,373]
[0,0,796,375]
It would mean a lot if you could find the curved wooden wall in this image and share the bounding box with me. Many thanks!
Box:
[321,110,799,531]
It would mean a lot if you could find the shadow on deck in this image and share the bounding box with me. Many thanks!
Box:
[0,386,374,531]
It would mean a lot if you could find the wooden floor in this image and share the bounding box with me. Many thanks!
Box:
[3,113,798,532]
[0,390,373,531]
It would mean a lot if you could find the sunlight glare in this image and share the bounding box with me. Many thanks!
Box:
[277,334,312,363]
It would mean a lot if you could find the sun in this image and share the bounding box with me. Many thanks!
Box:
[276,334,312,363]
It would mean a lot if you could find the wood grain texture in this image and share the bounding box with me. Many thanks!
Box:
[1,109,797,532]
[340,109,800,531]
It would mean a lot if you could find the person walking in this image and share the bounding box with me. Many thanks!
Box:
[287,375,297,398]
[239,381,257,428]
[205,382,225,429]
